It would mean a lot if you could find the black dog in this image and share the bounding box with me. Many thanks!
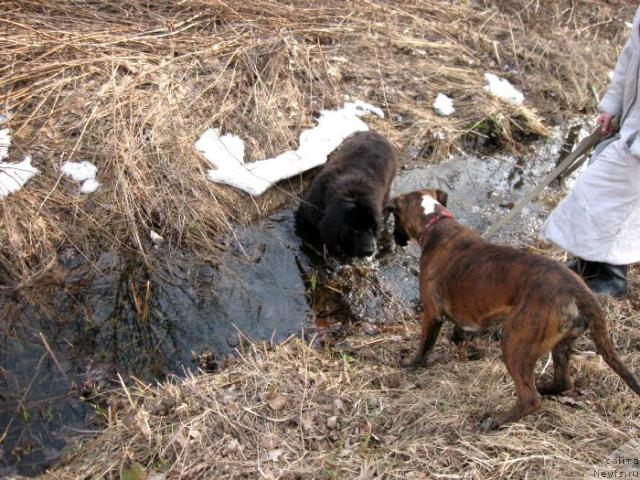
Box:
[295,131,397,258]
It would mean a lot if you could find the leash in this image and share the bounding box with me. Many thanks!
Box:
[482,116,620,239]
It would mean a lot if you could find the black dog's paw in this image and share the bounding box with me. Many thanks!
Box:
[293,213,316,238]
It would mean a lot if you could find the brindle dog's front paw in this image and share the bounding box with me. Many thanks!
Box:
[400,355,427,370]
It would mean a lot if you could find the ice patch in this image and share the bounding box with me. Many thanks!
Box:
[61,160,100,193]
[433,93,455,116]
[608,70,614,80]
[484,73,524,105]
[0,156,39,198]
[625,21,633,28]
[197,101,384,196]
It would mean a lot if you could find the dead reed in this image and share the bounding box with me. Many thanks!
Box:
[0,0,632,283]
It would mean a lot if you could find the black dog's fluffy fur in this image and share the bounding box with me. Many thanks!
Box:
[295,131,397,258]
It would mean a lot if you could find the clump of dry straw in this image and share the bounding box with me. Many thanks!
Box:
[0,0,631,282]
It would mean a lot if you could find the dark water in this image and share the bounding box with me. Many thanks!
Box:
[0,210,319,476]
[0,122,582,476]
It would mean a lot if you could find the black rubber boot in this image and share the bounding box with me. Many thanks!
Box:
[565,258,601,279]
[586,263,628,298]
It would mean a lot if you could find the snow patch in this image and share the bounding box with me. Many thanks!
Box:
[0,128,10,161]
[79,178,101,194]
[195,130,245,170]
[61,161,97,182]
[150,230,164,245]
[197,101,384,196]
[61,160,100,193]
[0,114,40,199]
[608,70,614,80]
[484,73,524,105]
[0,156,39,198]
[348,100,384,118]
[433,93,455,116]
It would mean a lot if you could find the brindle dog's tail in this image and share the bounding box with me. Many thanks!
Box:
[582,295,640,395]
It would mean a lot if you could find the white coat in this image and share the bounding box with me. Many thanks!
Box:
[542,6,640,265]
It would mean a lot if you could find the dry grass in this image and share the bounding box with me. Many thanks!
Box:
[46,278,640,479]
[0,0,633,284]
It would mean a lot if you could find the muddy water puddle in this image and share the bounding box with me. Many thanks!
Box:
[1,210,317,476]
[0,120,587,476]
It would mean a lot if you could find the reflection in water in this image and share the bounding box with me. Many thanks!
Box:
[1,210,313,476]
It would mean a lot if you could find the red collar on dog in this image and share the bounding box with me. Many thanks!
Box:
[418,209,454,246]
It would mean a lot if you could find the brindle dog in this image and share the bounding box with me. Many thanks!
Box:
[386,189,640,429]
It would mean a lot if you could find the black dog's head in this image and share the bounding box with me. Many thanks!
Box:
[319,196,380,258]
[384,189,448,246]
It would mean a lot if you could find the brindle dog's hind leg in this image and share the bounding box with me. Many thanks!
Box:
[403,300,443,369]
[483,318,543,430]
[537,335,579,395]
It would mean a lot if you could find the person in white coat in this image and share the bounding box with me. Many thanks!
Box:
[542,6,640,298]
